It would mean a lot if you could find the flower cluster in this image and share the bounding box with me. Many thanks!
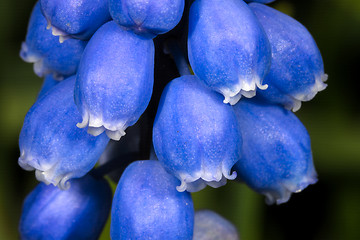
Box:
[18,0,327,239]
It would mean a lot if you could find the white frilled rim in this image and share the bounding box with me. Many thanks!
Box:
[18,150,72,190]
[175,162,237,192]
[290,73,328,112]
[263,173,318,205]
[46,20,71,43]
[77,111,127,141]
[220,75,268,105]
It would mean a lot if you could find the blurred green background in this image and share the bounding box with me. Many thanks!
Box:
[0,0,359,239]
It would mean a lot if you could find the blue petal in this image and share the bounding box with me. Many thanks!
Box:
[111,160,194,240]
[233,99,318,204]
[109,0,185,38]
[18,76,110,189]
[75,21,154,141]
[19,175,112,240]
[153,75,242,192]
[20,2,87,79]
[194,210,239,240]
[188,0,271,105]
[40,0,111,41]
[37,74,59,99]
[250,3,327,111]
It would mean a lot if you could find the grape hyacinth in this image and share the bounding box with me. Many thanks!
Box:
[17,0,327,239]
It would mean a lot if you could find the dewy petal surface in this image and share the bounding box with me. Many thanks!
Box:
[20,2,87,79]
[109,0,184,38]
[233,99,318,204]
[19,76,110,189]
[75,21,154,141]
[111,160,194,240]
[250,3,327,111]
[188,0,271,105]
[40,0,111,40]
[153,75,242,192]
[19,175,112,240]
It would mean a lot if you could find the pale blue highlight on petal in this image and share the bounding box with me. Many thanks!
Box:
[18,76,109,189]
[153,75,242,192]
[188,0,271,105]
[19,175,112,240]
[109,0,184,38]
[233,99,318,204]
[111,160,194,240]
[74,21,154,141]
[250,3,327,111]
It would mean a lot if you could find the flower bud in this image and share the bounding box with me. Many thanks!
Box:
[188,0,271,105]
[233,99,317,204]
[111,160,194,240]
[250,3,327,111]
[194,210,239,240]
[109,0,185,38]
[19,175,112,240]
[153,75,241,192]
[40,0,111,41]
[19,76,109,189]
[75,21,154,141]
[20,2,87,79]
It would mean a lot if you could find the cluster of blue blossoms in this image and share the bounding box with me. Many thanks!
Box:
[18,0,327,239]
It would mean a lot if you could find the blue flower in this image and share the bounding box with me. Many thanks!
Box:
[74,21,154,141]
[111,160,194,240]
[233,99,318,204]
[19,174,112,240]
[20,2,87,79]
[194,210,239,240]
[188,0,271,105]
[109,0,185,38]
[18,76,109,189]
[40,0,111,41]
[37,74,59,99]
[245,0,275,3]
[250,3,327,111]
[153,75,242,192]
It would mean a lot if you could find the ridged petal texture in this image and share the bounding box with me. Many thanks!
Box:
[188,0,271,105]
[109,0,185,38]
[194,210,239,240]
[111,160,194,240]
[20,2,87,79]
[250,3,327,111]
[75,21,154,141]
[19,175,112,240]
[40,0,111,41]
[233,99,318,204]
[153,75,242,192]
[18,76,110,189]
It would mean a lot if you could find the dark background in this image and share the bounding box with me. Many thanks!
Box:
[0,0,359,239]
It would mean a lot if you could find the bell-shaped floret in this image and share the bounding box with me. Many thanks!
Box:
[194,210,239,240]
[37,74,59,99]
[109,0,185,38]
[188,0,271,105]
[20,2,87,79]
[18,76,110,189]
[75,21,154,141]
[19,174,112,240]
[40,0,111,41]
[111,160,194,240]
[153,75,242,192]
[233,99,318,205]
[249,3,327,111]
